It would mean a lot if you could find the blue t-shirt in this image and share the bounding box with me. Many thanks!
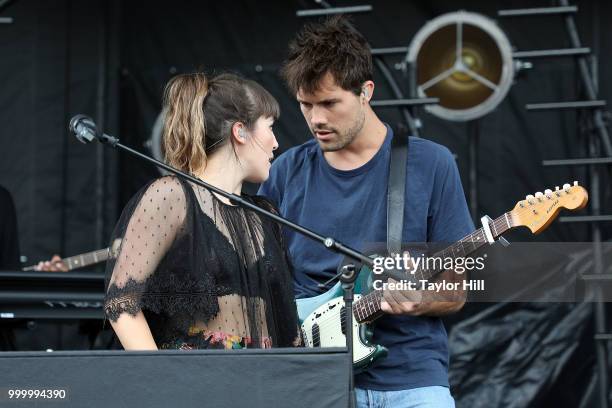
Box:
[258,125,474,391]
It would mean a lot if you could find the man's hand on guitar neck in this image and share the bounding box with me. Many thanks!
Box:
[380,277,466,316]
[379,252,467,317]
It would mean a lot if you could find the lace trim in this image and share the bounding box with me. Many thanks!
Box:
[104,274,220,322]
[104,295,142,321]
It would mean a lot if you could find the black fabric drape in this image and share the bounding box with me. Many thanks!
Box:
[0,185,20,270]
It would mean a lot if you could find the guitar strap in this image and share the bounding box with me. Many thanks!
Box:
[386,124,409,256]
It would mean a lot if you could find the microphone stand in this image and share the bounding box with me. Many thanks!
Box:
[340,264,357,408]
[72,117,367,408]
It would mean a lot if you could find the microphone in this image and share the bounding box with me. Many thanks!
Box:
[69,115,98,144]
[69,115,118,145]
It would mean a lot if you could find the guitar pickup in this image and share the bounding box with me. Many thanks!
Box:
[312,323,320,347]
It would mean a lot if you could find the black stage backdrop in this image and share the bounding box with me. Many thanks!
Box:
[0,0,611,406]
[0,0,120,267]
[1,0,610,264]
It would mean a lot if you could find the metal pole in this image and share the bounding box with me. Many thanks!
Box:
[71,122,377,269]
[373,57,420,137]
[468,121,478,221]
[559,1,611,404]
[588,133,609,408]
[558,0,612,157]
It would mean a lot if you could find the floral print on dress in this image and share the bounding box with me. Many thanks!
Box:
[159,328,273,350]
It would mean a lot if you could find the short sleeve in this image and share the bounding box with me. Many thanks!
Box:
[427,147,475,243]
[104,176,187,322]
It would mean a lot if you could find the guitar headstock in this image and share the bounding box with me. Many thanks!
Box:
[511,182,588,234]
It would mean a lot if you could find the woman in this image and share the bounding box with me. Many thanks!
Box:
[104,72,300,350]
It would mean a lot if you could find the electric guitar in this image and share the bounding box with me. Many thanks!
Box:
[296,183,588,370]
[22,239,122,271]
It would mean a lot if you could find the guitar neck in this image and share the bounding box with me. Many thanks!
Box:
[354,211,515,323]
[62,248,110,270]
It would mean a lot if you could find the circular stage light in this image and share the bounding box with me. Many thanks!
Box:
[407,11,514,121]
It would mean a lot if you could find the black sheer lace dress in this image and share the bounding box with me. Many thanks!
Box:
[104,176,301,350]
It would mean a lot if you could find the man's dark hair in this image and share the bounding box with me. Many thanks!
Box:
[281,15,373,96]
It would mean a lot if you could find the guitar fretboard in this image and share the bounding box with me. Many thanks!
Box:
[63,248,110,270]
[353,212,514,323]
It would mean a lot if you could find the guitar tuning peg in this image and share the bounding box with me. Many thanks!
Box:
[573,181,578,186]
[545,189,552,198]
[526,194,535,204]
[535,192,544,201]
[563,183,571,192]
[555,186,560,191]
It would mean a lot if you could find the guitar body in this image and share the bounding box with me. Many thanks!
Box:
[296,266,388,371]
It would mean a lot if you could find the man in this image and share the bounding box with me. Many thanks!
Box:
[259,16,474,407]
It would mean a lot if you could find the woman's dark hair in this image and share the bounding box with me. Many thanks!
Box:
[281,15,373,96]
[162,72,280,174]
